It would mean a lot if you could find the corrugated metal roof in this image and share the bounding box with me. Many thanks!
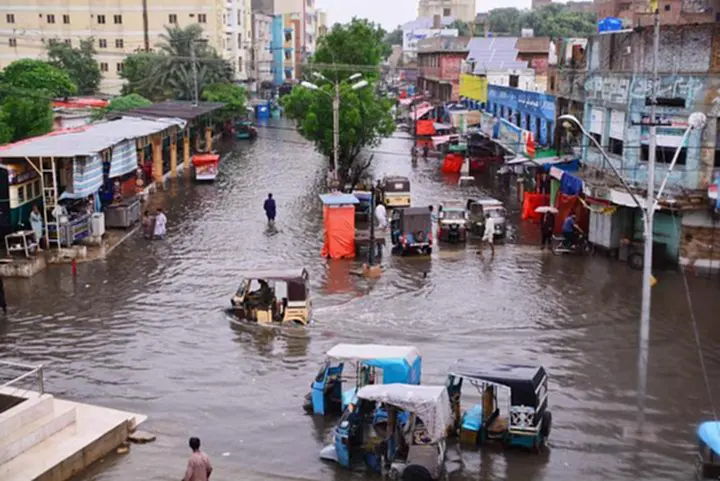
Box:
[466,37,529,73]
[122,101,225,120]
[0,116,186,159]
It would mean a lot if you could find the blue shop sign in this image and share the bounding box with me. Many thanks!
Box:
[488,86,556,122]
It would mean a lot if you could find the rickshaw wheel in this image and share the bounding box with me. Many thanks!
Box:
[402,465,432,481]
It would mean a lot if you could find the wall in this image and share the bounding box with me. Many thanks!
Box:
[486,85,556,145]
[486,72,537,91]
[418,0,476,22]
[252,13,274,84]
[271,15,284,85]
[402,28,458,62]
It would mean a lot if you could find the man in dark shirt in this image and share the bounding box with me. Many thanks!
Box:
[540,212,555,250]
[263,193,276,224]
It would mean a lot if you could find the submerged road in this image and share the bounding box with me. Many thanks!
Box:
[0,119,719,481]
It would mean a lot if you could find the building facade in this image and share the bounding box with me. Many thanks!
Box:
[0,0,226,94]
[227,0,253,82]
[274,0,316,59]
[402,16,456,64]
[418,0,476,23]
[466,37,537,91]
[316,9,327,38]
[270,14,284,85]
[594,0,720,26]
[251,11,273,87]
[416,36,470,103]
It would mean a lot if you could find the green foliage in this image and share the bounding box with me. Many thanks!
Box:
[384,26,403,46]
[120,51,167,101]
[47,38,102,95]
[312,18,389,82]
[448,20,473,37]
[487,4,596,37]
[1,96,54,141]
[2,59,76,97]
[108,93,152,112]
[0,111,12,145]
[201,83,246,121]
[282,80,395,187]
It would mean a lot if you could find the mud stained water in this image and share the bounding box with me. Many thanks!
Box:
[1,120,719,481]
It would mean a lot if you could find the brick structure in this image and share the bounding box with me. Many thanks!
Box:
[416,36,471,102]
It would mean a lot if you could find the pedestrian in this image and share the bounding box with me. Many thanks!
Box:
[141,210,154,239]
[0,276,6,315]
[478,212,496,257]
[182,437,212,481]
[375,201,388,230]
[264,193,276,224]
[30,205,43,251]
[540,211,555,250]
[153,208,167,240]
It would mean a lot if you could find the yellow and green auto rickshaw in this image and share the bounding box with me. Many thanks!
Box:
[230,268,311,326]
[379,176,411,209]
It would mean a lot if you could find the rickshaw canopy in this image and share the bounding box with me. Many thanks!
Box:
[357,384,452,442]
[698,422,720,456]
[448,362,547,408]
[238,268,309,283]
[326,344,419,365]
[192,153,219,166]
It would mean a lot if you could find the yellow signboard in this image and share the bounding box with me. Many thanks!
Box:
[459,74,488,102]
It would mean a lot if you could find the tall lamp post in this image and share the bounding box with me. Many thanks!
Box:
[300,73,368,176]
[559,110,707,433]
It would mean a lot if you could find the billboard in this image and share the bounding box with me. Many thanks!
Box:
[402,28,459,55]
[459,74,488,102]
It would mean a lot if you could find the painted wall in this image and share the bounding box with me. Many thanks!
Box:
[486,85,556,145]
[271,15,285,85]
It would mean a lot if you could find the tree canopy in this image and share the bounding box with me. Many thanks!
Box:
[120,26,233,102]
[312,18,389,81]
[283,18,395,188]
[448,20,473,37]
[2,58,76,98]
[487,4,596,37]
[47,38,102,95]
[384,26,403,46]
[201,83,246,121]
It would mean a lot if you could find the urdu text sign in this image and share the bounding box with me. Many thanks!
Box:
[459,74,488,102]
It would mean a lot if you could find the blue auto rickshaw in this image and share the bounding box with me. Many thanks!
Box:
[235,120,257,140]
[697,421,720,479]
[303,344,422,416]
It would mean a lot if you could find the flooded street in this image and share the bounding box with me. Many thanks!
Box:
[1,119,719,481]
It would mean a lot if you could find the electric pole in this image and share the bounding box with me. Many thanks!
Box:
[191,41,199,107]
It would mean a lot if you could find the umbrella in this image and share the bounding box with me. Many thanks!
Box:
[535,206,559,214]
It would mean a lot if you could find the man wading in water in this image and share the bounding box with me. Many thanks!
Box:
[182,437,212,481]
[264,193,276,224]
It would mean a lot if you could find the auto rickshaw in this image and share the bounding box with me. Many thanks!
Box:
[235,120,257,140]
[696,421,720,479]
[230,268,311,326]
[467,198,507,238]
[303,344,422,416]
[390,207,433,255]
[438,201,468,244]
[446,361,552,451]
[379,176,411,209]
[320,384,452,481]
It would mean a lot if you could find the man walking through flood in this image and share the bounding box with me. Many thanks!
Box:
[264,193,276,224]
[183,437,212,481]
[153,208,167,240]
[478,212,496,257]
[375,201,388,230]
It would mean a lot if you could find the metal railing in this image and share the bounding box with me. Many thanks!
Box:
[0,360,45,395]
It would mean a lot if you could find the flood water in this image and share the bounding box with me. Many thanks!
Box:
[1,119,719,481]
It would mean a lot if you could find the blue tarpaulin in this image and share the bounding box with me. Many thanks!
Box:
[560,172,583,196]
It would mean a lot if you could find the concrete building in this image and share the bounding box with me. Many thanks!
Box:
[515,37,551,91]
[227,0,253,82]
[274,0,316,57]
[465,37,536,90]
[0,0,227,94]
[594,0,720,26]
[554,24,720,268]
[402,16,457,64]
[418,0,476,23]
[316,9,327,38]
[565,1,594,13]
[270,14,284,85]
[531,0,552,9]
[251,11,274,88]
[416,36,470,102]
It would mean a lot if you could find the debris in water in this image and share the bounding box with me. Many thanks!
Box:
[128,431,156,443]
[222,452,230,457]
[117,446,129,454]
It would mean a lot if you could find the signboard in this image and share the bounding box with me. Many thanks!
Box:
[609,110,625,140]
[402,28,458,55]
[590,107,604,135]
[459,74,488,102]
[488,85,556,122]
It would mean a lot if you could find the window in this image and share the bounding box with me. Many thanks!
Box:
[664,3,671,10]
[509,74,519,88]
[114,14,122,24]
[285,31,292,42]
[115,38,123,48]
[47,14,55,24]
[64,39,71,45]
[238,57,243,71]
[6,13,15,23]
[169,13,177,24]
[642,145,687,165]
[63,14,70,24]
[100,62,108,72]
[284,50,291,60]
[116,62,124,72]
[609,138,623,156]
[8,38,16,47]
[198,13,207,23]
[98,38,107,48]
[285,69,292,79]
[443,7,451,16]
[97,14,106,24]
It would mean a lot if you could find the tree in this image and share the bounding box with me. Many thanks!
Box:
[384,26,403,46]
[486,5,596,37]
[201,83,246,121]
[448,20,473,37]
[1,59,76,98]
[2,96,54,141]
[311,18,389,82]
[47,38,102,95]
[120,51,167,101]
[0,111,12,145]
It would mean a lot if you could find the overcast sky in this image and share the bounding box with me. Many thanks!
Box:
[315,0,532,30]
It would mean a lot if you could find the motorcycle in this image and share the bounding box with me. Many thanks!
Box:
[551,232,594,256]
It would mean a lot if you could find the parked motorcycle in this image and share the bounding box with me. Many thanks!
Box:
[551,233,594,256]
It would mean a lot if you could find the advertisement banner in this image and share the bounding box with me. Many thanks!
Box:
[402,28,459,54]
[459,74,488,102]
[488,85,556,122]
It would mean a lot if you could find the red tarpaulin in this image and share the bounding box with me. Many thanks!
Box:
[321,205,356,259]
[416,120,435,136]
[521,193,550,221]
[555,194,589,233]
[441,153,464,173]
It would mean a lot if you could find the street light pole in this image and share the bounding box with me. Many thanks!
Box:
[333,81,340,174]
[191,41,200,107]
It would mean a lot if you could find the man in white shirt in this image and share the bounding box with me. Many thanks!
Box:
[375,202,388,230]
[153,208,167,240]
[478,213,495,257]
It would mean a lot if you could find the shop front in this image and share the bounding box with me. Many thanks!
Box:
[486,85,556,147]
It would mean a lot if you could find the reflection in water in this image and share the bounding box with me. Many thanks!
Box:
[0,120,717,481]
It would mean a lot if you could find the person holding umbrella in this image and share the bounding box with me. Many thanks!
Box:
[538,207,557,250]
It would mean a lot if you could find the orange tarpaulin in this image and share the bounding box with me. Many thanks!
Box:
[521,193,550,221]
[441,153,464,173]
[416,120,435,136]
[321,205,356,259]
[555,194,589,233]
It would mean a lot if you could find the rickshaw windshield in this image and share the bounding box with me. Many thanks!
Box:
[441,210,465,221]
[486,208,505,219]
[385,181,410,192]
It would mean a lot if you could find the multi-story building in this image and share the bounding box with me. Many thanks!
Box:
[594,0,720,25]
[531,0,552,9]
[416,36,470,102]
[316,9,327,39]
[465,37,537,90]
[418,0,476,23]
[402,16,457,64]
[251,11,273,87]
[270,14,285,85]
[227,0,253,82]
[0,0,227,94]
[274,0,316,77]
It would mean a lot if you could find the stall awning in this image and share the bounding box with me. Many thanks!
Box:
[109,139,138,178]
[411,105,434,120]
[60,154,104,200]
